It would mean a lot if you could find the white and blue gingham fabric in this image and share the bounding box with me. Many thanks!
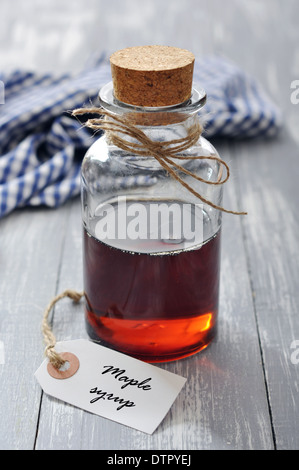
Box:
[0,55,282,218]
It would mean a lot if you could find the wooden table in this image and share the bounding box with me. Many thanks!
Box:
[0,0,299,451]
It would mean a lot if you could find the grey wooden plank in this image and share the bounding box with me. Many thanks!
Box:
[34,199,127,450]
[208,0,299,450]
[0,0,294,76]
[0,204,71,449]
[233,134,299,450]
[35,145,273,450]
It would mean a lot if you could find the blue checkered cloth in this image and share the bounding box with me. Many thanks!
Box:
[0,55,282,218]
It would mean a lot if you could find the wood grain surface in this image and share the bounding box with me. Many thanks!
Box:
[0,0,298,450]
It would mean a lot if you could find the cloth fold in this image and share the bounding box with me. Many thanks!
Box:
[0,55,282,218]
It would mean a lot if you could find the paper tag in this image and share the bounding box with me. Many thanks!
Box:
[35,339,186,434]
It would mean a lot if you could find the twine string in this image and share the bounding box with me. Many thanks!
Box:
[72,107,247,215]
[41,108,247,369]
[42,289,84,369]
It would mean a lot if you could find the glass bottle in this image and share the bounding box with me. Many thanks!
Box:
[81,46,223,362]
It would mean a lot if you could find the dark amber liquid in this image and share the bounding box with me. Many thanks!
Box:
[83,227,221,362]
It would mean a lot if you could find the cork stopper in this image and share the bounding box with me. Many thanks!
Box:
[110,45,195,107]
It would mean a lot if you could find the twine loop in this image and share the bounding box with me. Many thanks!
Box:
[42,289,84,369]
[72,107,246,215]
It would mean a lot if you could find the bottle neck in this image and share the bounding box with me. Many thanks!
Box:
[98,81,206,124]
[97,81,206,170]
[114,111,200,143]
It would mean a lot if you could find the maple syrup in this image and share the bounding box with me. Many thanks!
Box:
[83,201,221,362]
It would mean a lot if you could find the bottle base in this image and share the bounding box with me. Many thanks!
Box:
[85,311,217,363]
